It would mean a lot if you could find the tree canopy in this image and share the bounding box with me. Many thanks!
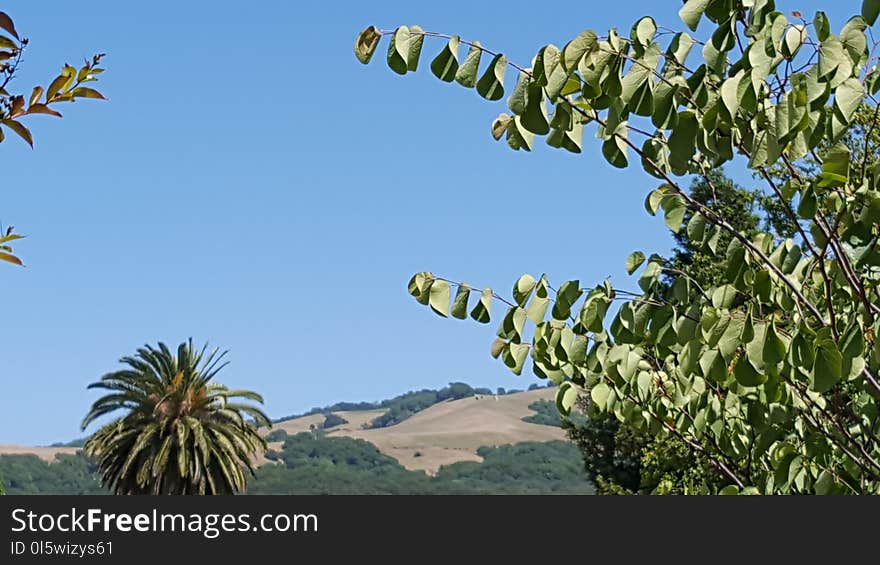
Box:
[356,1,880,494]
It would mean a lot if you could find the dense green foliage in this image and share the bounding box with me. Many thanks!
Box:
[569,170,759,493]
[522,399,564,427]
[358,1,880,493]
[2,435,593,495]
[322,413,348,429]
[0,454,107,495]
[275,382,505,428]
[250,433,593,494]
[49,438,89,448]
[82,340,270,495]
[367,382,478,428]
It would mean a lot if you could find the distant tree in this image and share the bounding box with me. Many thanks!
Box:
[322,413,348,429]
[265,430,289,443]
[81,340,270,495]
[438,382,474,400]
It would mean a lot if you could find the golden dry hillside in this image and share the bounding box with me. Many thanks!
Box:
[2,388,565,474]
[265,388,564,473]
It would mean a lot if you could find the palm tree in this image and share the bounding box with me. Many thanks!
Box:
[81,339,271,495]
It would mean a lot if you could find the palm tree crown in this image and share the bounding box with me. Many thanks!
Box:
[82,339,271,495]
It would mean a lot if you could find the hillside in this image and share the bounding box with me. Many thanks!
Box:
[1,388,565,473]
[1,387,591,494]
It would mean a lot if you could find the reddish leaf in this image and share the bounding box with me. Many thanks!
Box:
[9,95,24,117]
[26,103,62,118]
[2,119,33,147]
[0,252,23,266]
[0,12,19,40]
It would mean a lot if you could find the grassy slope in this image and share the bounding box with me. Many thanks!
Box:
[2,389,563,473]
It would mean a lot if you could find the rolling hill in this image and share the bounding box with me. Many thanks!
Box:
[1,386,592,494]
[2,388,564,472]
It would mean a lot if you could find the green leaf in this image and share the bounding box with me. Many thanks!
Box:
[712,285,738,309]
[408,272,433,305]
[354,26,382,64]
[507,72,529,115]
[476,53,507,100]
[470,288,492,323]
[431,36,460,82]
[532,44,560,87]
[812,342,842,393]
[834,77,864,124]
[562,30,597,72]
[632,16,657,47]
[602,135,629,168]
[590,382,611,411]
[818,36,847,81]
[734,356,766,387]
[782,25,807,59]
[490,337,506,359]
[719,75,741,121]
[506,115,535,151]
[407,25,425,72]
[700,349,726,382]
[762,323,786,367]
[513,274,537,307]
[429,279,450,317]
[504,343,530,375]
[668,110,698,175]
[641,135,671,178]
[491,113,512,140]
[451,284,470,319]
[386,26,410,75]
[455,42,482,87]
[521,83,549,135]
[556,382,578,416]
[814,12,830,41]
[645,187,667,215]
[626,251,646,275]
[863,0,880,26]
[652,79,681,130]
[679,0,710,32]
[686,212,707,243]
[526,276,550,324]
[662,195,687,233]
[70,87,106,100]
[818,143,851,187]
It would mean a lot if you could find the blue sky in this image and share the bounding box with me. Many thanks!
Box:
[1,1,858,444]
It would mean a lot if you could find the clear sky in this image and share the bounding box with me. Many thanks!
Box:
[1,1,858,444]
